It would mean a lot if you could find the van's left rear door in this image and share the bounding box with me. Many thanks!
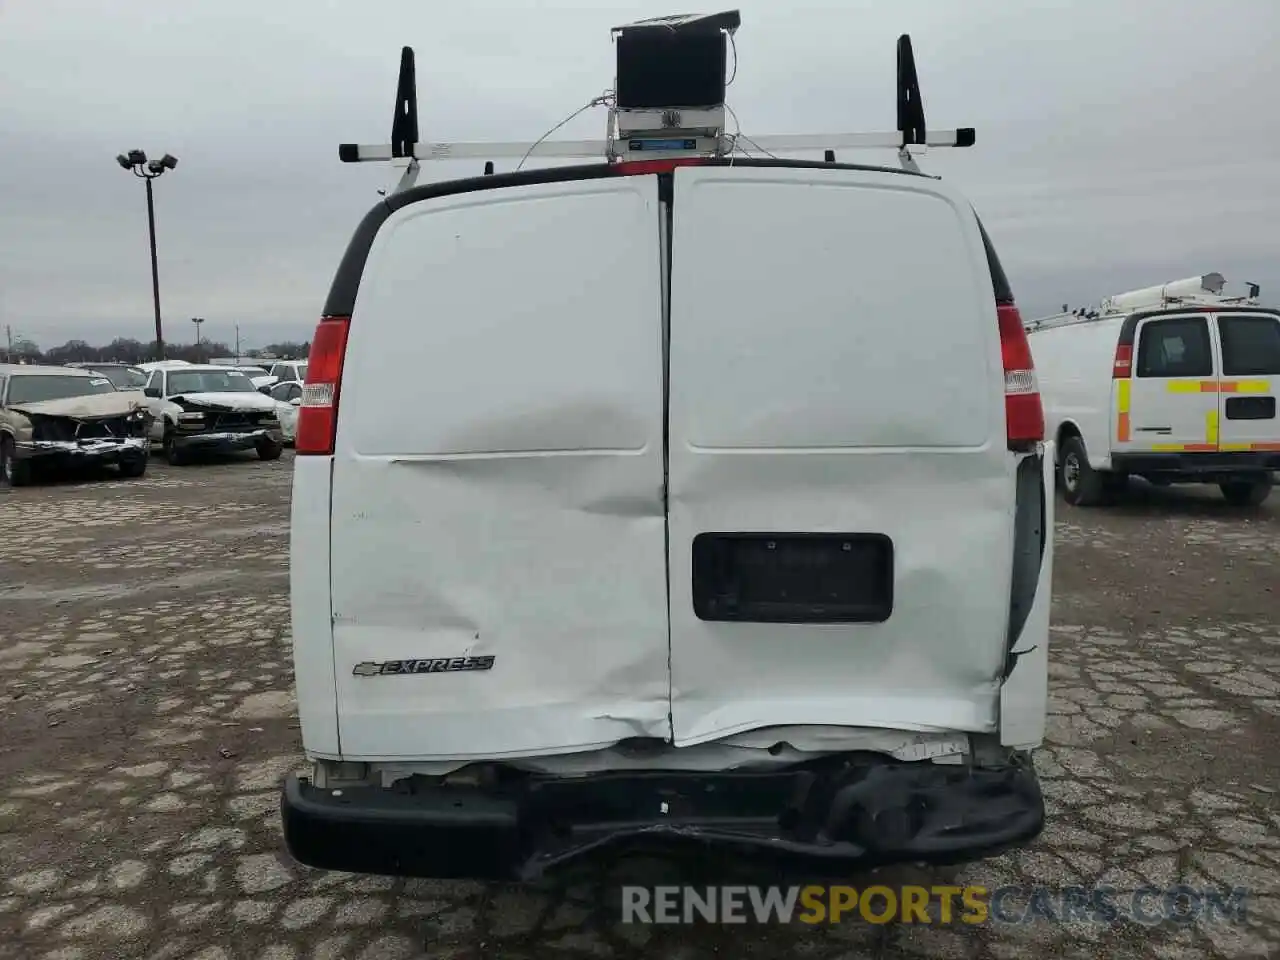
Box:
[1127,314,1219,452]
[328,174,671,760]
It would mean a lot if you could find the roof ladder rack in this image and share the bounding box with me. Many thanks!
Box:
[338,11,976,195]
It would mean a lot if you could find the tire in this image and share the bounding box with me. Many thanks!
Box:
[1220,477,1272,507]
[117,455,148,479]
[256,438,283,461]
[0,435,32,487]
[163,431,187,466]
[1059,435,1107,506]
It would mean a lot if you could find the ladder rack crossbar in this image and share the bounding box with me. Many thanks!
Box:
[339,129,975,164]
[339,17,977,194]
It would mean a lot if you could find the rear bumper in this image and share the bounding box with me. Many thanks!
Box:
[281,757,1044,882]
[1111,451,1280,481]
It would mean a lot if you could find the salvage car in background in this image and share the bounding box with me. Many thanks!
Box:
[0,364,151,486]
[267,360,306,385]
[67,362,149,391]
[141,365,284,465]
[267,379,302,445]
[234,366,279,392]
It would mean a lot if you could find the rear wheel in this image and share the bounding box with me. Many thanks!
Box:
[0,435,32,487]
[1059,436,1107,506]
[1220,477,1272,507]
[256,438,283,461]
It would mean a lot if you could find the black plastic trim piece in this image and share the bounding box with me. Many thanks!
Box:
[691,532,894,623]
[1111,451,1280,476]
[974,217,1014,304]
[321,199,392,318]
[1224,396,1276,421]
[1003,453,1046,679]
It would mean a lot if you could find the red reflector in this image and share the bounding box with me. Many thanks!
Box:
[1112,343,1133,379]
[997,301,1045,451]
[612,158,710,176]
[295,315,351,456]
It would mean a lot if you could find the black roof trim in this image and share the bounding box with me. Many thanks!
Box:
[321,157,930,318]
[974,217,1014,304]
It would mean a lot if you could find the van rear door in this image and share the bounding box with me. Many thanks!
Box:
[1214,311,1280,452]
[664,165,1015,746]
[1126,314,1219,452]
[327,174,672,760]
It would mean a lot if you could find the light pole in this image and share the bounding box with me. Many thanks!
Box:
[116,150,178,362]
[191,317,205,362]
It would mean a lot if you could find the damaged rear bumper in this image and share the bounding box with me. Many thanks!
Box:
[15,437,149,465]
[281,757,1044,882]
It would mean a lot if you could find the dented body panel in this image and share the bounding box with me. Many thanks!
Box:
[327,175,671,760]
[666,166,1014,745]
[284,160,1055,881]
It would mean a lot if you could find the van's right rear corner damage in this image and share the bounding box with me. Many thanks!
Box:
[279,735,1045,882]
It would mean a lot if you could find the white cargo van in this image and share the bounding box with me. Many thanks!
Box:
[281,15,1056,882]
[1027,274,1279,507]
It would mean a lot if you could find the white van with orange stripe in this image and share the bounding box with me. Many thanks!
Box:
[1027,275,1279,507]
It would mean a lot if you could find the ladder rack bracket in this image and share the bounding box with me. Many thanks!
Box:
[337,14,976,192]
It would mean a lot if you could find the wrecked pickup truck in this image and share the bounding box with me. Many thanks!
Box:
[141,365,284,465]
[0,363,151,486]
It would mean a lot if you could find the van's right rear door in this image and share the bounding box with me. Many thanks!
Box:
[664,164,1016,747]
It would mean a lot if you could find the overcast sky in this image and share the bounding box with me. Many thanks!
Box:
[2,0,1277,350]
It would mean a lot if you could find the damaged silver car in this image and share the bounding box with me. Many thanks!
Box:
[141,365,284,465]
[0,363,152,486]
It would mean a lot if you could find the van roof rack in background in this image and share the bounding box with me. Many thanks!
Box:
[1023,273,1265,333]
[338,10,976,195]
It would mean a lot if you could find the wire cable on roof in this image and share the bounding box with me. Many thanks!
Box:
[724,103,779,160]
[516,92,615,171]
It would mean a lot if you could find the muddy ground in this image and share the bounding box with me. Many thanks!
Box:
[0,453,1277,959]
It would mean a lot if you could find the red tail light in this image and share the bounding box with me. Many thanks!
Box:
[997,301,1044,451]
[611,157,710,176]
[1111,343,1133,379]
[295,315,351,456]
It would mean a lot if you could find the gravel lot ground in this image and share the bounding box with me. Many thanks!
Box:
[1,452,1278,959]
